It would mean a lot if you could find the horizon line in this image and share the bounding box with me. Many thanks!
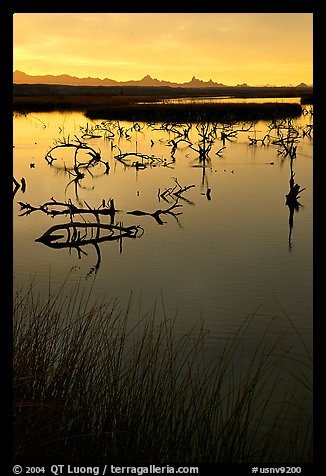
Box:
[13,70,313,89]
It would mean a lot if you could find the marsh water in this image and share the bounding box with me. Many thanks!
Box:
[13,107,313,436]
[145,96,303,105]
[13,108,313,329]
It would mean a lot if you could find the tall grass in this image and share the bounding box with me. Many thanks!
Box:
[13,282,312,464]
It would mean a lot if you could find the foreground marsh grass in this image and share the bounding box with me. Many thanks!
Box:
[13,282,312,464]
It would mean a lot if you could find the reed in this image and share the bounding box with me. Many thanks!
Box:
[13,282,312,464]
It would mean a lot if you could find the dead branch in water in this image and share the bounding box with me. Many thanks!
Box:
[127,199,183,226]
[18,197,118,224]
[113,147,165,169]
[158,178,195,204]
[128,178,195,225]
[248,134,270,146]
[181,122,215,163]
[35,220,144,275]
[267,119,300,158]
[45,135,110,173]
[13,177,26,197]
[79,121,115,140]
[35,221,143,247]
[215,146,226,157]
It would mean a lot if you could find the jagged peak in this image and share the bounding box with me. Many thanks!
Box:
[13,71,312,89]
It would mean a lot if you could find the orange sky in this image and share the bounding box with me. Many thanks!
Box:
[13,13,313,86]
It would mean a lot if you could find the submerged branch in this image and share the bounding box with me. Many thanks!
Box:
[18,197,118,223]
[127,199,183,226]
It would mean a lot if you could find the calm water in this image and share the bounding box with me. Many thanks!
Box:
[143,96,303,105]
[13,109,313,353]
[13,107,313,448]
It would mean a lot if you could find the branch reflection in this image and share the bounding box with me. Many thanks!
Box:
[35,220,144,276]
[285,163,305,250]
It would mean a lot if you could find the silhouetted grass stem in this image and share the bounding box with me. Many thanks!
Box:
[13,283,312,464]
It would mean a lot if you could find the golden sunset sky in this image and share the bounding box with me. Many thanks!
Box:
[13,13,313,86]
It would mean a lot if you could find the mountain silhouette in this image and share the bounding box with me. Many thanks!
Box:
[13,71,241,88]
[13,71,311,89]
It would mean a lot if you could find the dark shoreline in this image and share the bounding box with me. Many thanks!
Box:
[13,83,312,122]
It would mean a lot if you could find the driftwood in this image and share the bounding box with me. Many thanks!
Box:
[266,119,300,158]
[149,122,191,138]
[285,142,305,249]
[218,122,255,145]
[127,199,182,226]
[21,195,144,275]
[275,137,298,158]
[113,147,165,169]
[79,122,114,140]
[248,134,270,146]
[127,180,195,225]
[190,122,215,161]
[286,171,305,207]
[35,221,143,248]
[44,136,110,199]
[215,146,226,156]
[183,121,247,161]
[35,221,143,276]
[158,178,195,204]
[45,135,110,173]
[13,177,26,197]
[18,197,118,224]
[302,124,313,138]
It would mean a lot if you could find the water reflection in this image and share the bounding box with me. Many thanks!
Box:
[14,112,312,256]
[141,96,303,105]
[18,197,143,275]
[13,110,312,325]
[35,220,143,277]
[45,135,110,199]
[113,145,167,169]
[12,106,313,464]
[18,197,118,224]
[18,176,195,274]
[127,199,183,226]
[266,118,307,249]
[285,152,306,250]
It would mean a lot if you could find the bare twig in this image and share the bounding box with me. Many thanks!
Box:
[127,199,183,226]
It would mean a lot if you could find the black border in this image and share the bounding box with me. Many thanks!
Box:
[4,4,320,475]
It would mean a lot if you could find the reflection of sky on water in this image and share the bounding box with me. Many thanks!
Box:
[140,96,303,105]
[13,110,313,353]
[13,110,313,444]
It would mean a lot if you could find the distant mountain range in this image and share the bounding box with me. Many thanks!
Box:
[13,71,311,89]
